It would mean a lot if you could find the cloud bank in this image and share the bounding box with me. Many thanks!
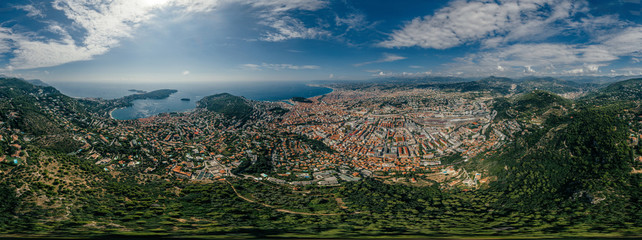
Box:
[379,0,642,76]
[0,0,329,70]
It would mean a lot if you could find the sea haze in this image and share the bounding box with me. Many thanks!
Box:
[50,81,332,120]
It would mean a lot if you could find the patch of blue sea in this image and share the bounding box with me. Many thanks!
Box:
[51,81,332,120]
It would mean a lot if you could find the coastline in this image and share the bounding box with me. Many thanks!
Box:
[108,83,333,119]
[109,107,125,120]
[272,83,334,102]
[304,83,334,100]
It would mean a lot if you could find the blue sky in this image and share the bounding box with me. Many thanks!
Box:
[0,0,641,83]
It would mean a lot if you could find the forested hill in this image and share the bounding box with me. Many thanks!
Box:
[0,78,91,150]
[585,78,642,102]
[468,86,642,218]
[197,93,255,120]
[121,89,177,101]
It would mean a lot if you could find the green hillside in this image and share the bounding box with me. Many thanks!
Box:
[591,78,642,102]
[197,93,255,120]
[0,78,90,152]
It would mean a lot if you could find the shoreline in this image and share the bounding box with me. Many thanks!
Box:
[270,84,334,103]
[109,83,334,120]
[109,107,125,120]
[300,83,334,101]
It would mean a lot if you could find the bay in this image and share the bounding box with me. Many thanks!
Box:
[50,81,333,120]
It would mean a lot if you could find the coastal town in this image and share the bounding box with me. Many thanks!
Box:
[1,82,533,189]
[7,80,638,190]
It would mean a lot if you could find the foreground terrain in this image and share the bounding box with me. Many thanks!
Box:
[0,77,640,238]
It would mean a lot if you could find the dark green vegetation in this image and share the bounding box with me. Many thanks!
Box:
[0,78,89,153]
[291,134,335,153]
[123,89,177,101]
[268,106,289,115]
[231,149,273,175]
[585,78,642,103]
[0,77,641,238]
[291,96,312,103]
[197,93,255,121]
[493,90,571,121]
[106,89,177,110]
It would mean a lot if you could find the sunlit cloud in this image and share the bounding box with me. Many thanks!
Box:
[354,53,406,67]
[241,63,320,71]
[379,0,587,49]
[15,4,45,18]
[0,0,329,70]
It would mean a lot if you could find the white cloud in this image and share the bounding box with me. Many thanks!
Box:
[15,4,45,18]
[372,70,432,78]
[447,37,639,76]
[563,64,603,74]
[335,13,368,31]
[354,53,406,67]
[376,0,642,77]
[0,0,328,70]
[381,53,406,62]
[598,26,642,58]
[329,73,334,78]
[246,0,327,12]
[585,64,600,73]
[248,0,331,42]
[564,68,584,74]
[264,63,320,70]
[182,70,190,75]
[0,28,12,54]
[379,0,587,49]
[241,63,262,70]
[260,16,330,42]
[242,63,320,71]
[2,0,218,70]
[616,67,642,76]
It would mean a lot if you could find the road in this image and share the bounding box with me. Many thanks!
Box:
[225,180,343,216]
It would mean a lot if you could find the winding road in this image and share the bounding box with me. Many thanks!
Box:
[225,180,343,216]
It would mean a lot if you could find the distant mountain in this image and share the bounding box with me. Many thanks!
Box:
[556,75,642,84]
[413,76,592,95]
[517,77,596,93]
[474,76,596,94]
[599,78,642,100]
[25,79,50,87]
[583,78,642,102]
[448,76,517,94]
[197,93,255,120]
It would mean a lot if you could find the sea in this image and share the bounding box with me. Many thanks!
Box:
[49,81,333,120]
